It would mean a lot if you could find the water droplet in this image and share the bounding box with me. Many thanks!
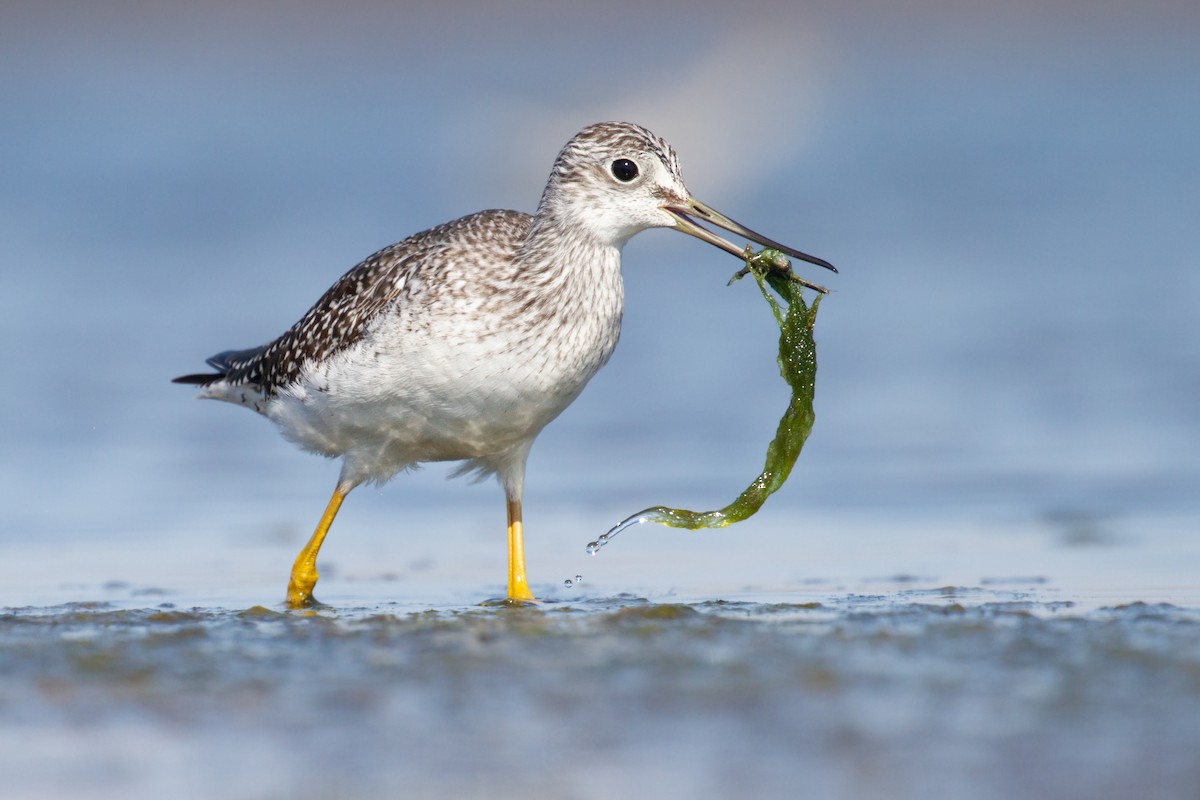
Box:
[586,513,655,555]
[563,579,574,589]
[574,574,583,584]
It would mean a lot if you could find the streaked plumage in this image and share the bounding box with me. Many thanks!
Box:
[175,121,835,607]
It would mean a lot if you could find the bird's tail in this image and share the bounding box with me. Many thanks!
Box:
[172,345,269,387]
[172,372,219,386]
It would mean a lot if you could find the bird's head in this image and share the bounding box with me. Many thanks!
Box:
[538,121,836,289]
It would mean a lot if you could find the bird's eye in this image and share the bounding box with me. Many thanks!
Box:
[610,159,639,182]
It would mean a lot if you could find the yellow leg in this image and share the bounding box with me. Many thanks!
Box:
[506,496,536,603]
[286,485,348,608]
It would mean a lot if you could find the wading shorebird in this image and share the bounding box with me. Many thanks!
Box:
[174,121,836,607]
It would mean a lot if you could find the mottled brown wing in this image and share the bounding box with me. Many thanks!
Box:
[173,210,532,393]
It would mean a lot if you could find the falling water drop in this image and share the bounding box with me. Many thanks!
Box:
[587,515,654,555]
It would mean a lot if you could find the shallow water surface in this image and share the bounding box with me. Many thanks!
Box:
[3,592,1198,800]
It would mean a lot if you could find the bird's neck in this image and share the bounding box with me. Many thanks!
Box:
[507,202,625,352]
[482,194,626,389]
[516,202,624,285]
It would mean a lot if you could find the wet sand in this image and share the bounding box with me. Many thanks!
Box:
[3,582,1198,800]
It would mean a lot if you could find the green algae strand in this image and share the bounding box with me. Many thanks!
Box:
[588,248,821,553]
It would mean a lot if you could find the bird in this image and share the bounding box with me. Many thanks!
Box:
[174,121,836,608]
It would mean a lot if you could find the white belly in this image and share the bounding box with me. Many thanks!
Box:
[264,281,622,486]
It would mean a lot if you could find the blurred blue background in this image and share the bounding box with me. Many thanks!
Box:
[2,1,1197,602]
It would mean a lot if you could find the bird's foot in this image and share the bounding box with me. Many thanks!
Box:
[480,595,540,608]
[286,574,323,609]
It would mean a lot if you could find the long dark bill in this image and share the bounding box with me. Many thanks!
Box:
[666,199,837,293]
